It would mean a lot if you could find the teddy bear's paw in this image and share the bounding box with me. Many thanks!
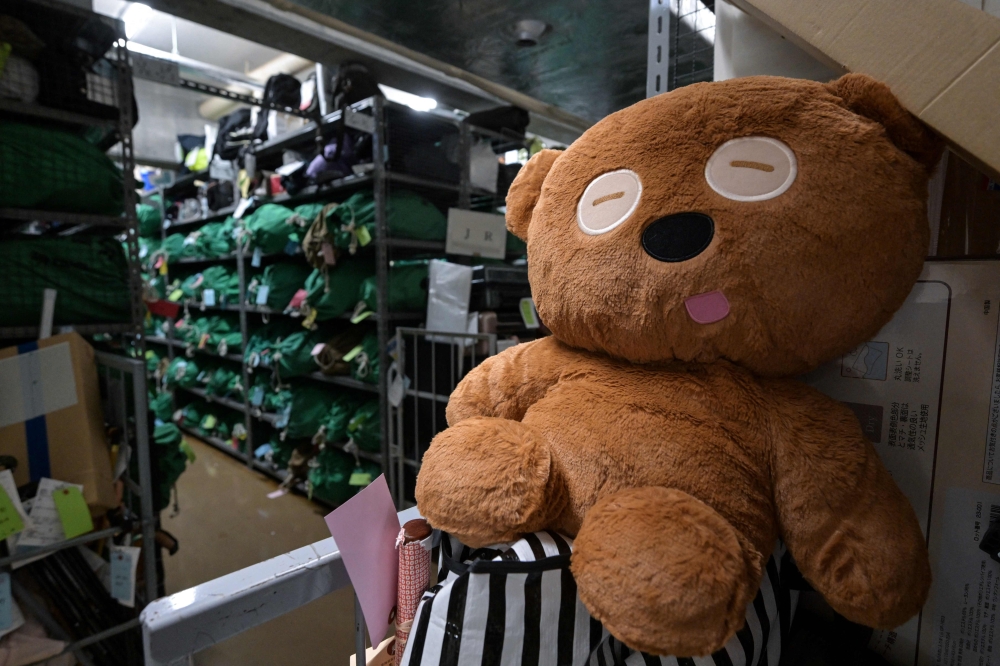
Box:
[415,416,566,548]
[572,487,751,657]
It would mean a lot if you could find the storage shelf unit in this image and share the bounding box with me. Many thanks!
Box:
[148,92,527,506]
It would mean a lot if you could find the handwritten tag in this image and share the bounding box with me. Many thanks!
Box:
[52,486,93,539]
[202,414,217,430]
[349,471,373,487]
[256,285,270,306]
[251,385,265,407]
[310,343,326,357]
[288,288,307,310]
[203,289,216,306]
[168,289,183,302]
[251,247,263,267]
[110,545,141,607]
[0,486,25,541]
[356,225,372,247]
[0,472,28,541]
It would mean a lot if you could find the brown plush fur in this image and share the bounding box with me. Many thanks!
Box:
[415,74,938,657]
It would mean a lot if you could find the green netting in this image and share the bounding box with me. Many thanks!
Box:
[151,422,187,511]
[351,333,379,385]
[347,400,380,452]
[244,204,300,254]
[359,259,431,312]
[0,121,124,215]
[0,236,130,327]
[165,357,200,389]
[309,450,380,506]
[247,262,312,311]
[273,329,327,379]
[137,203,162,237]
[305,259,374,321]
[149,391,174,423]
[283,385,340,441]
[331,190,446,252]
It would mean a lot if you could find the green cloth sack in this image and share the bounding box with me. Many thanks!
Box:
[332,190,446,252]
[305,259,374,321]
[160,234,185,261]
[347,400,380,452]
[200,265,240,304]
[193,220,236,259]
[273,329,327,379]
[206,366,242,399]
[0,236,130,327]
[0,121,123,215]
[323,394,365,444]
[284,385,340,441]
[247,263,312,311]
[244,204,299,254]
[137,203,162,237]
[149,391,174,423]
[165,357,200,389]
[309,450,380,506]
[244,320,299,369]
[178,401,205,430]
[351,333,379,385]
[291,203,327,227]
[151,422,187,511]
[145,348,161,374]
[359,259,431,312]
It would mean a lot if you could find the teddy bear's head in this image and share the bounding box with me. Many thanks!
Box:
[507,74,942,376]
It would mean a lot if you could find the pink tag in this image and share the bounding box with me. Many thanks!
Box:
[321,242,336,265]
[153,256,164,269]
[311,343,326,357]
[324,475,400,646]
[267,488,289,499]
[287,289,308,310]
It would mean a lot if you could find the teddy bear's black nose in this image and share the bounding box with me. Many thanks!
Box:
[641,213,715,262]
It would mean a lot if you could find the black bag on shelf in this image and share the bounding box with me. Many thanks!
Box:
[327,62,382,160]
[214,108,253,161]
[463,105,530,137]
[252,73,302,142]
[205,179,234,211]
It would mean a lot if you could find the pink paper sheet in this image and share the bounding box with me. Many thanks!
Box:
[324,475,401,645]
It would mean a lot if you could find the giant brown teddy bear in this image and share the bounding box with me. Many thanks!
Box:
[415,73,941,657]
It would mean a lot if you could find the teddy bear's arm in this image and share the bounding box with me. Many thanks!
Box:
[445,336,573,425]
[767,381,930,629]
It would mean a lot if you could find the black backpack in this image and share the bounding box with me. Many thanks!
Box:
[327,62,382,159]
[252,73,302,141]
[214,108,253,161]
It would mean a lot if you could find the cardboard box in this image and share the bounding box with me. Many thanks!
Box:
[805,260,1000,665]
[0,332,115,511]
[728,0,1000,182]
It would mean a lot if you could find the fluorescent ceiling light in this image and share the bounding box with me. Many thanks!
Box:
[675,0,715,44]
[122,2,153,40]
[378,84,437,112]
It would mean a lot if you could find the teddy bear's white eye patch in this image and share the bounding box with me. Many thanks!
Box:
[705,137,797,202]
[577,169,642,235]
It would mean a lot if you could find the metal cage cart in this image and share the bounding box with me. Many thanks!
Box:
[0,351,156,665]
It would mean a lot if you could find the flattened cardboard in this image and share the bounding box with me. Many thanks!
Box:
[729,0,1000,181]
[0,333,115,511]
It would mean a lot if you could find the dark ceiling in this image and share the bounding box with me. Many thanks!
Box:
[288,0,657,123]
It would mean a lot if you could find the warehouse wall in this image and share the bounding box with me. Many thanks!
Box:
[132,78,214,167]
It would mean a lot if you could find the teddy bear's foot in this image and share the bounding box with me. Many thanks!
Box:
[572,487,751,657]
[415,416,566,548]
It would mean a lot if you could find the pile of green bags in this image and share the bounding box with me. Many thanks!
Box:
[0,121,124,215]
[281,384,366,442]
[205,365,244,401]
[149,390,174,423]
[271,328,328,379]
[248,374,292,414]
[137,202,162,237]
[244,204,303,254]
[304,259,374,320]
[358,259,433,312]
[244,320,299,369]
[164,357,200,390]
[151,421,188,511]
[175,400,243,442]
[246,262,312,311]
[173,315,242,356]
[329,190,446,253]
[351,333,380,385]
[309,449,380,506]
[0,236,131,327]
[347,400,380,452]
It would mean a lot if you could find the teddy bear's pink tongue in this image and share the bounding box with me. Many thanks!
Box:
[684,290,730,324]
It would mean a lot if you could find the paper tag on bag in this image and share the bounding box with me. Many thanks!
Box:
[233,197,253,219]
[256,285,270,306]
[251,247,263,267]
[356,225,372,247]
[202,289,216,306]
[110,545,141,607]
[168,289,183,302]
[321,242,336,265]
[0,474,26,541]
[52,486,93,539]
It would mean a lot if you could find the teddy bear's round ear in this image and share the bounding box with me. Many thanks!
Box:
[506,149,562,240]
[826,73,944,173]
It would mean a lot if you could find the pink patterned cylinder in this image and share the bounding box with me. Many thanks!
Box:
[394,519,432,666]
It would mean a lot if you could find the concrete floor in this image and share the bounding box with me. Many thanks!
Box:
[161,436,358,665]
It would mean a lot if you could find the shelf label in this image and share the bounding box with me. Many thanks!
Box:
[446,208,507,259]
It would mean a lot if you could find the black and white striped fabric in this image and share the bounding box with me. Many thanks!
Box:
[399,531,798,666]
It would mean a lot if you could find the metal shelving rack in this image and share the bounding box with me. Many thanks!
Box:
[145,90,524,504]
[0,1,156,659]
